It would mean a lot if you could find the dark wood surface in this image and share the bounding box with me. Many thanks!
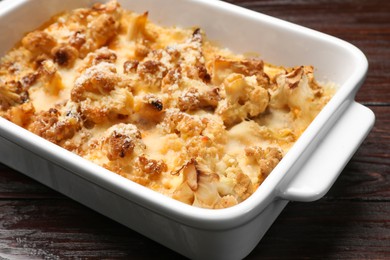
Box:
[0,0,389,259]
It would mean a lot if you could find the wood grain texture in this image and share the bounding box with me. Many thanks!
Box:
[0,0,389,259]
[0,200,181,259]
[248,201,390,259]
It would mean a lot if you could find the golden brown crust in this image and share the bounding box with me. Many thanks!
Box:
[27,105,82,144]
[22,31,57,56]
[106,131,136,161]
[137,156,167,176]
[52,44,79,67]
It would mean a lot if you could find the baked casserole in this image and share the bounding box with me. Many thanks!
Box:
[0,0,334,209]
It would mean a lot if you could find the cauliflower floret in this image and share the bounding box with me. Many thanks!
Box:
[98,123,158,185]
[85,123,145,163]
[79,87,134,124]
[0,80,25,110]
[129,28,208,92]
[245,146,283,179]
[135,59,168,92]
[27,103,82,144]
[270,66,328,127]
[136,155,167,177]
[72,62,134,123]
[177,86,220,112]
[130,27,210,93]
[211,56,269,86]
[192,172,221,209]
[215,154,255,203]
[51,44,79,67]
[83,3,121,54]
[159,109,205,139]
[79,47,117,72]
[173,157,252,208]
[233,172,254,201]
[160,109,226,141]
[3,102,35,127]
[178,28,210,82]
[21,31,57,57]
[72,62,118,101]
[103,123,145,161]
[173,159,221,209]
[216,73,269,127]
[59,0,121,58]
[39,60,64,95]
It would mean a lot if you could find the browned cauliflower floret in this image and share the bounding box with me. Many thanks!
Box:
[160,109,227,143]
[27,107,60,138]
[103,123,145,161]
[27,103,82,144]
[104,124,143,161]
[136,155,168,178]
[92,123,148,185]
[159,109,206,139]
[136,60,168,91]
[86,4,121,49]
[159,28,210,83]
[63,0,121,58]
[20,72,38,89]
[21,31,57,57]
[106,131,136,161]
[79,47,117,72]
[216,73,269,127]
[122,155,168,187]
[131,28,209,93]
[71,62,133,123]
[69,31,87,50]
[123,60,139,74]
[161,66,181,93]
[79,87,134,124]
[38,60,64,95]
[270,66,328,125]
[72,62,116,101]
[0,80,26,110]
[178,87,220,112]
[245,146,283,178]
[181,28,210,82]
[212,56,269,86]
[51,44,79,67]
[3,102,35,127]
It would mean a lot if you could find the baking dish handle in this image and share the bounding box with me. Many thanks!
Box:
[279,101,375,202]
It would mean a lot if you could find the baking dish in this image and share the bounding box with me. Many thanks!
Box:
[0,0,374,259]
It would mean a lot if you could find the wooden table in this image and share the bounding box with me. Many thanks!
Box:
[0,0,389,259]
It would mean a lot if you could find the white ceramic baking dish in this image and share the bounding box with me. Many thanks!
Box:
[0,0,375,259]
